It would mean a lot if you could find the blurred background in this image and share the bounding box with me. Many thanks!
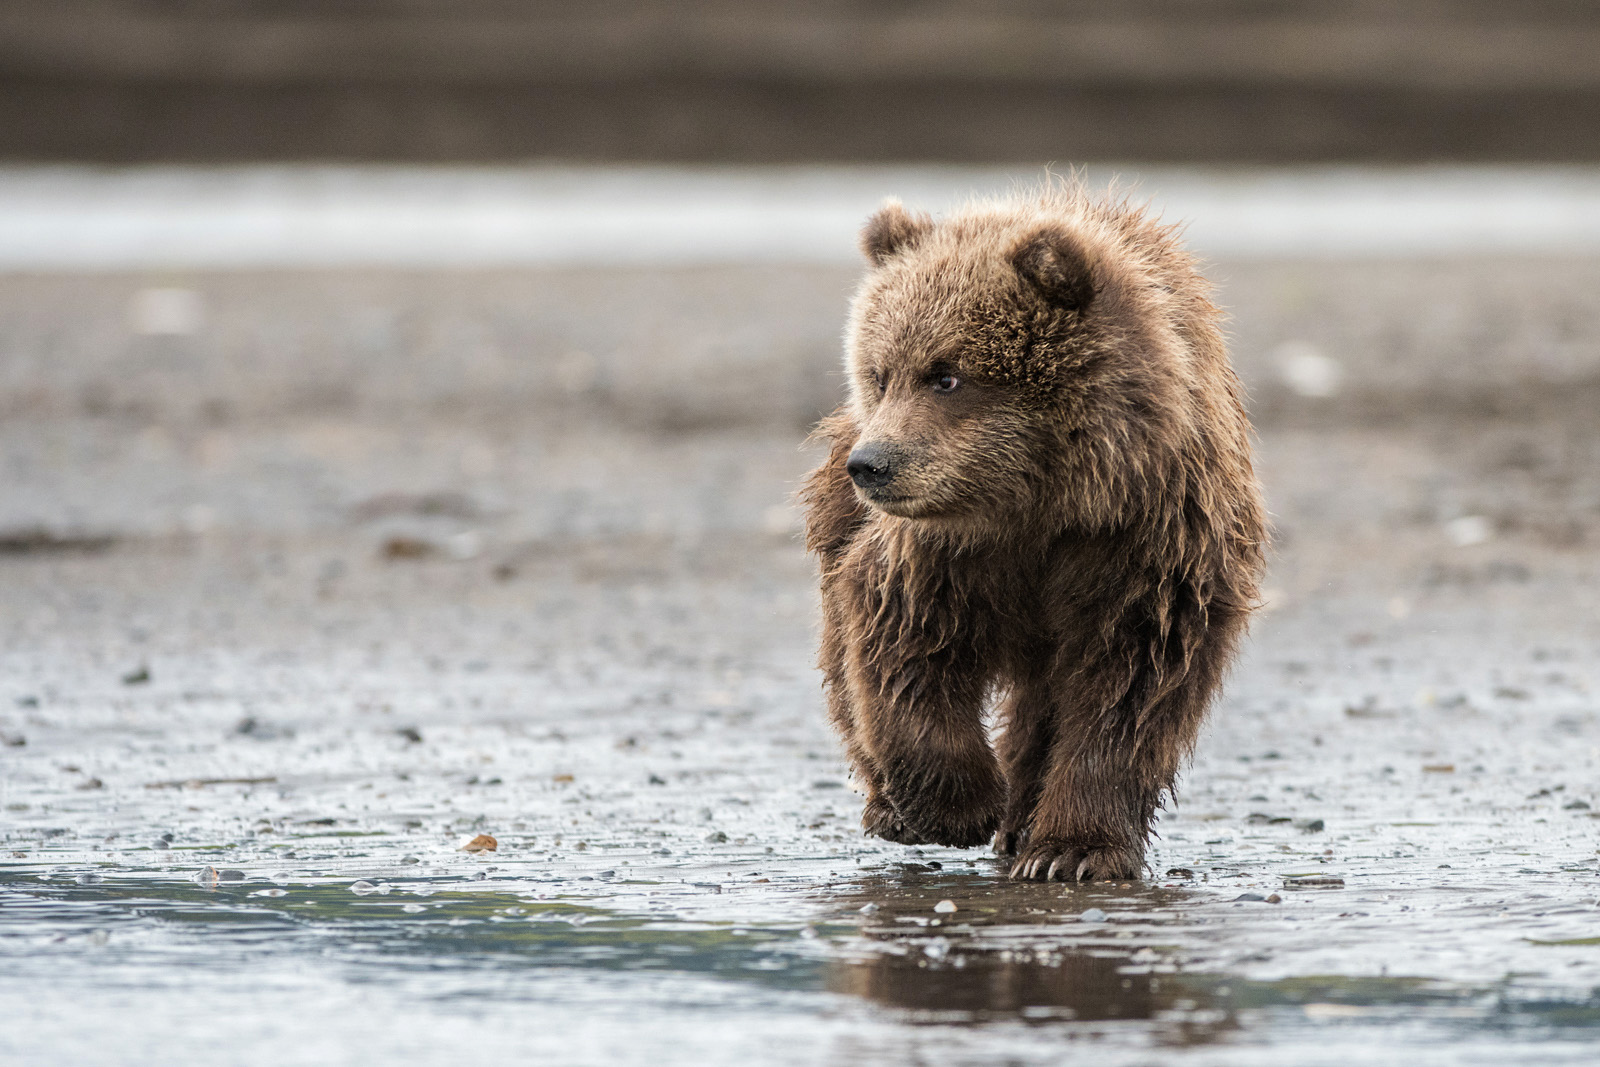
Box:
[5,1,1600,163]
[5,5,1600,1066]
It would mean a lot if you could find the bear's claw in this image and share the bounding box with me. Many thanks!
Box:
[1008,841,1141,882]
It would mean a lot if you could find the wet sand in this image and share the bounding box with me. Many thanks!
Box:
[3,261,1600,1065]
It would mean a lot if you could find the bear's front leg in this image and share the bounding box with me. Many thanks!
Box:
[999,690,1160,879]
[849,644,1005,849]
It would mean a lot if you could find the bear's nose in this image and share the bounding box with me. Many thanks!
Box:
[846,443,896,489]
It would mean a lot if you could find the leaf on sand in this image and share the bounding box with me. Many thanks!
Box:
[1526,936,1600,946]
[461,834,498,853]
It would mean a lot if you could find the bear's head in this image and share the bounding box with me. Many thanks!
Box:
[841,190,1207,534]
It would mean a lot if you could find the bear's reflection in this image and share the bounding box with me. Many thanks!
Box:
[821,868,1226,1034]
[829,947,1157,1020]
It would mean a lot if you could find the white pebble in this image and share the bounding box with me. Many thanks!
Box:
[933,899,957,914]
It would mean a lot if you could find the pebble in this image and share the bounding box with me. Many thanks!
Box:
[1234,892,1266,902]
[859,903,880,914]
[74,873,103,884]
[1294,818,1326,832]
[1079,908,1108,923]
[249,888,287,898]
[350,880,379,894]
[933,900,957,914]
[1283,874,1345,888]
[1165,867,1196,880]
[705,831,728,843]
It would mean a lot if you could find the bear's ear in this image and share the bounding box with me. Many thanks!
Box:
[1012,226,1099,311]
[860,200,933,266]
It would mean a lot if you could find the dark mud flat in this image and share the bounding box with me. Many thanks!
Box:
[4,264,1600,1064]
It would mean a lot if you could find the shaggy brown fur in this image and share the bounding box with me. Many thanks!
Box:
[800,180,1267,881]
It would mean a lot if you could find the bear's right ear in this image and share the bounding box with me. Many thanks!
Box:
[860,200,933,266]
[1012,226,1099,312]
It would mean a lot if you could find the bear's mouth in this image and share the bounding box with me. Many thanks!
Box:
[857,488,926,516]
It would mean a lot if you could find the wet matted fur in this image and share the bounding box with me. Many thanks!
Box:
[800,179,1267,881]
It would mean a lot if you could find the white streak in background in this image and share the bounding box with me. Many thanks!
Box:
[3,165,1600,269]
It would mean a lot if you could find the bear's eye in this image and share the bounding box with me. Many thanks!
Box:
[872,371,886,395]
[932,372,960,394]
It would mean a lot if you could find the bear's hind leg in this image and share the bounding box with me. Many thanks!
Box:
[992,681,1056,856]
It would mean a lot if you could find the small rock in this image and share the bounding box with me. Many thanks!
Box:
[1266,894,1283,904]
[648,774,667,785]
[75,778,104,791]
[1247,813,1292,825]
[1,733,25,747]
[350,880,379,894]
[1283,874,1345,888]
[249,888,287,898]
[121,665,150,685]
[705,831,728,843]
[1233,892,1266,902]
[933,900,957,914]
[1165,867,1196,880]
[396,727,423,744]
[1293,818,1325,832]
[859,902,880,914]
[1564,800,1592,811]
[193,866,219,887]
[1079,908,1108,923]
[74,873,103,884]
[381,536,436,560]
[460,834,498,852]
[400,856,421,865]
[219,869,246,882]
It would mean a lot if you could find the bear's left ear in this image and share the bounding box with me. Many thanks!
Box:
[1012,227,1099,311]
[861,199,933,266]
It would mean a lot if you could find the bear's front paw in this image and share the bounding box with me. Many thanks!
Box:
[861,794,930,845]
[1008,840,1142,882]
[889,783,1004,849]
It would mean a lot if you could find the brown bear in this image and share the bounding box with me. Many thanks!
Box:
[800,179,1267,881]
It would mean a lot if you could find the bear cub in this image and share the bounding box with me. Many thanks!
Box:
[801,181,1267,881]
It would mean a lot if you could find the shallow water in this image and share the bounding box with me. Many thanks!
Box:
[5,516,1599,1065]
